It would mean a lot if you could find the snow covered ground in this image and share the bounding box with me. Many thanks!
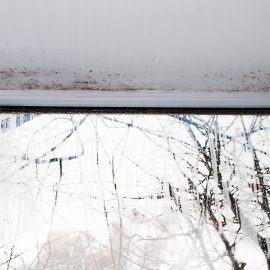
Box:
[0,113,270,269]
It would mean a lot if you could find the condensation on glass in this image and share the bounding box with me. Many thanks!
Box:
[0,114,270,269]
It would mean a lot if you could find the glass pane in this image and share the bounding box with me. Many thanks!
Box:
[0,113,270,270]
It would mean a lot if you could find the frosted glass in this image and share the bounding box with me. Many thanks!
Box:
[0,114,270,269]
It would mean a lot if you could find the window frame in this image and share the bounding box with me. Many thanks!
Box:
[0,90,269,112]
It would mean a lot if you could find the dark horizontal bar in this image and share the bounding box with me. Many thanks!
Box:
[0,106,270,115]
[0,90,269,109]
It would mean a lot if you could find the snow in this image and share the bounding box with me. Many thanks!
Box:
[0,113,270,269]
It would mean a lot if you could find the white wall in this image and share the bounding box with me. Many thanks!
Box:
[0,0,270,91]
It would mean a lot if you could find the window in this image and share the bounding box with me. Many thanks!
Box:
[1,1,270,269]
[0,112,270,270]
